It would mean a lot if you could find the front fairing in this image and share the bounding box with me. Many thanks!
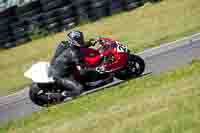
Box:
[81,47,102,67]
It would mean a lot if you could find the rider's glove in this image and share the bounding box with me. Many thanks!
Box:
[86,38,96,47]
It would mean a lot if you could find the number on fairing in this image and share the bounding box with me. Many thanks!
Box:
[117,45,128,53]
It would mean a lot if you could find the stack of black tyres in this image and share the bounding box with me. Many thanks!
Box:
[122,0,144,11]
[0,0,148,49]
[14,1,42,46]
[41,0,74,33]
[89,0,110,21]
[56,3,77,31]
[0,6,18,48]
[108,0,123,15]
[22,1,45,34]
[73,0,92,24]
[10,20,30,46]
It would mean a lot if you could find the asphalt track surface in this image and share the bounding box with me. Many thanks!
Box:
[0,33,200,125]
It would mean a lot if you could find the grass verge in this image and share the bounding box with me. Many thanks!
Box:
[0,0,200,96]
[1,59,200,132]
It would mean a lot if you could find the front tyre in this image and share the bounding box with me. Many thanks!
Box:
[128,54,145,76]
[115,54,145,80]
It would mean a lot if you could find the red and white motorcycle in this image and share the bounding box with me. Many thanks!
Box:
[24,37,145,106]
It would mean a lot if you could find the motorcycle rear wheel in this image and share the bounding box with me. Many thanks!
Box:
[29,83,64,106]
[29,83,50,106]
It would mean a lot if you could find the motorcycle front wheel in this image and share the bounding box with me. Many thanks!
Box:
[115,54,145,80]
[128,54,145,76]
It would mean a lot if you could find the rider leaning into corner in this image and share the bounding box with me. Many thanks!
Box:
[48,30,105,98]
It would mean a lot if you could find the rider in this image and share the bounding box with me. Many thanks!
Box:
[48,30,103,97]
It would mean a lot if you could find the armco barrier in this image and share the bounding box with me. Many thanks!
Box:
[0,0,147,48]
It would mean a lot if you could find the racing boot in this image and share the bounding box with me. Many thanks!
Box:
[56,77,83,98]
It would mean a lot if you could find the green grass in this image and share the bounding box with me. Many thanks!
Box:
[1,0,200,96]
[1,59,200,133]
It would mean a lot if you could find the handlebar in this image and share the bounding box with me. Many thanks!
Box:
[91,38,115,46]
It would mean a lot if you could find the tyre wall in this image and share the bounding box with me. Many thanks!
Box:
[0,0,147,48]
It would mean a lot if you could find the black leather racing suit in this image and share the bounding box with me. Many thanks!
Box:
[48,41,84,96]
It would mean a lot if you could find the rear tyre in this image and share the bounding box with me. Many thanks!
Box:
[29,83,50,106]
[29,83,64,106]
[29,79,83,106]
[115,54,145,80]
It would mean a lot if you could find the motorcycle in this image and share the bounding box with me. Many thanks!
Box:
[24,37,145,106]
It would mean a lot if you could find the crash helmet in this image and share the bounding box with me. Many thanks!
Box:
[67,31,84,47]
